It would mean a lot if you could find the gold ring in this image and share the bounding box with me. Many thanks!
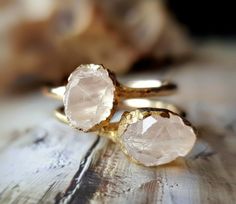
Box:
[44,80,177,100]
[54,106,197,167]
[43,64,177,132]
[119,98,185,116]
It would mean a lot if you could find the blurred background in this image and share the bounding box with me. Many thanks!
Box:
[0,0,235,94]
[168,1,235,37]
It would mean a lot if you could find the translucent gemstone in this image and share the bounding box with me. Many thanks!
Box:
[63,64,115,131]
[121,113,196,166]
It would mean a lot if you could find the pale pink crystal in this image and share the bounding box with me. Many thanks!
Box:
[63,64,115,131]
[122,113,196,166]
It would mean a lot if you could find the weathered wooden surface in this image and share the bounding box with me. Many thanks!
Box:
[0,41,236,203]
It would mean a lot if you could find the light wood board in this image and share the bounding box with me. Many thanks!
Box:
[0,41,236,204]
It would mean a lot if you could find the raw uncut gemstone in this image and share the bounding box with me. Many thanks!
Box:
[121,113,196,166]
[63,64,115,131]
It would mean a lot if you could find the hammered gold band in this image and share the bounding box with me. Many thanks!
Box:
[54,98,185,141]
[43,79,177,101]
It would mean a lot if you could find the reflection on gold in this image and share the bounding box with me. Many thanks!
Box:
[51,86,65,98]
[125,80,162,88]
[121,99,185,116]
[43,86,65,100]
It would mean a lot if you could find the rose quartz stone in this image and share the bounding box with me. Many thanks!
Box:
[63,64,115,131]
[121,113,196,166]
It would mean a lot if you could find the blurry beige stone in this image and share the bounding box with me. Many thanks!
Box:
[122,112,196,166]
[0,0,192,92]
[63,64,115,131]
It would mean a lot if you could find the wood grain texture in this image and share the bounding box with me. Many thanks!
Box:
[0,41,236,204]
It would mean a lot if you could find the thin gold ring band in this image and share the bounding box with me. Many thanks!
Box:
[43,79,177,101]
[54,98,185,141]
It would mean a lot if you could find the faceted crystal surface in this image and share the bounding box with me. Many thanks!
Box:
[64,64,115,131]
[122,113,196,166]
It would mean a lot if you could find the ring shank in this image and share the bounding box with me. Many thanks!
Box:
[117,80,177,99]
[120,99,185,117]
[43,86,65,100]
[54,101,185,142]
[44,80,177,100]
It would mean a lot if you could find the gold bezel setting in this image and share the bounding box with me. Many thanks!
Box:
[63,64,118,132]
[116,108,196,166]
